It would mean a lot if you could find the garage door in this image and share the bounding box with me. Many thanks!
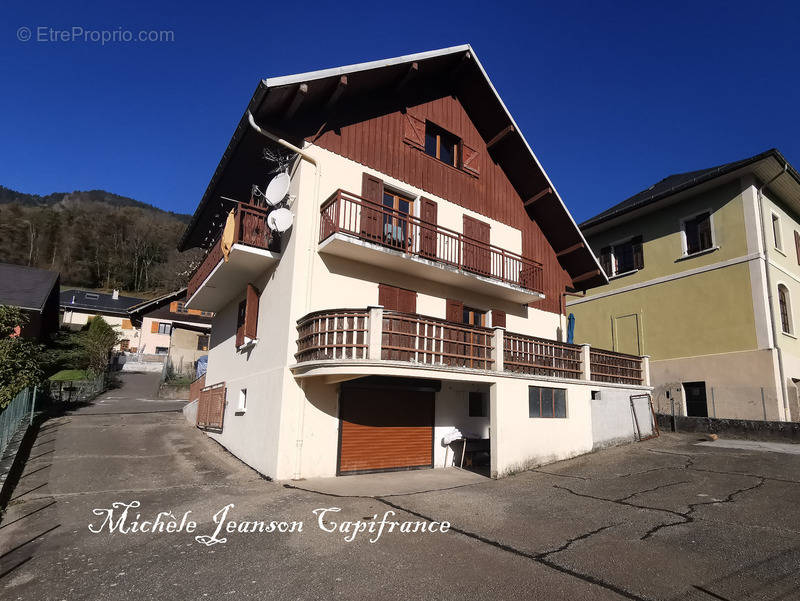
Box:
[338,387,434,475]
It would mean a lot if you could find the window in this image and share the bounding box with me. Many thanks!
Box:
[772,214,783,251]
[529,386,567,418]
[120,339,130,351]
[468,392,487,417]
[463,306,486,327]
[155,346,169,355]
[85,293,99,300]
[235,284,260,348]
[424,122,459,167]
[778,284,792,334]
[157,322,172,335]
[174,301,189,314]
[237,388,247,413]
[599,236,643,276]
[382,189,414,247]
[197,334,210,351]
[683,212,713,255]
[591,390,601,400]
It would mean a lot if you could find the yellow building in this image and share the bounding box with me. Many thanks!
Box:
[569,149,800,422]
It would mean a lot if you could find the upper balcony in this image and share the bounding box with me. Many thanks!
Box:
[185,201,280,312]
[318,190,545,303]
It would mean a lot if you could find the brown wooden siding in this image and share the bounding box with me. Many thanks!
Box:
[338,387,433,474]
[310,94,570,313]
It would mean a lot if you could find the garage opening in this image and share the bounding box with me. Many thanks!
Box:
[338,377,439,476]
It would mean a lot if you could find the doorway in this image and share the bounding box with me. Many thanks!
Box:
[683,382,708,417]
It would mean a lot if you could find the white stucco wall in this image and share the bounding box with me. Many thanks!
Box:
[590,387,654,449]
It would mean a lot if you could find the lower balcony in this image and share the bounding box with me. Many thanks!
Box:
[186,202,281,312]
[292,307,649,386]
[318,190,545,304]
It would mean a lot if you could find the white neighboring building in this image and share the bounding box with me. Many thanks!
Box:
[60,289,144,351]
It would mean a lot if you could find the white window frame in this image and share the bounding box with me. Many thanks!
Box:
[237,388,247,413]
[606,235,640,278]
[771,212,784,254]
[679,208,717,258]
[777,282,794,337]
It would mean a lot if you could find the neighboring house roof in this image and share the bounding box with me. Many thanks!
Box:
[581,148,800,233]
[60,289,145,316]
[128,288,213,327]
[0,263,59,312]
[178,44,606,290]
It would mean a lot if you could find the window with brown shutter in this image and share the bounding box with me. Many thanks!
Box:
[245,284,259,341]
[461,143,480,176]
[446,299,464,323]
[236,300,246,347]
[360,173,383,241]
[403,111,426,149]
[151,321,159,334]
[378,284,416,314]
[599,247,612,276]
[632,236,644,270]
[492,310,506,328]
[420,198,438,258]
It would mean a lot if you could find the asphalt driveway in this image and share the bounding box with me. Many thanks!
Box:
[1,373,799,600]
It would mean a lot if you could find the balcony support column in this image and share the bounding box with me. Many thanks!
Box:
[580,344,592,381]
[367,305,384,360]
[641,355,651,387]
[492,327,505,372]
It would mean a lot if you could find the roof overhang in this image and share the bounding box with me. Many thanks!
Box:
[178,45,606,290]
[581,149,800,236]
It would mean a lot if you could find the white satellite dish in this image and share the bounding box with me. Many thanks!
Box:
[268,207,293,233]
[264,172,290,206]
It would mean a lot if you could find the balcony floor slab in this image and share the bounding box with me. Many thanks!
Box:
[319,233,545,304]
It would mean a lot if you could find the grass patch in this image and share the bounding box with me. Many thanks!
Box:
[49,369,91,382]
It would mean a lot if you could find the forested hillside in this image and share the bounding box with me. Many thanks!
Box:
[0,186,202,293]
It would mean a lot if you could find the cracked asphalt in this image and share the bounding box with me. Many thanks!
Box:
[2,372,800,600]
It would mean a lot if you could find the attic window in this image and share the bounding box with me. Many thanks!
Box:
[85,293,99,300]
[425,122,459,167]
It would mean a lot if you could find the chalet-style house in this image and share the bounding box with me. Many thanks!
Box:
[60,289,144,351]
[179,46,652,480]
[0,262,60,339]
[569,149,800,422]
[128,289,213,375]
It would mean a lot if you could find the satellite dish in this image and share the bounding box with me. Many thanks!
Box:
[267,208,293,233]
[264,172,290,206]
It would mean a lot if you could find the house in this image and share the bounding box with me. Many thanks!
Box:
[178,45,652,481]
[60,289,144,350]
[568,149,800,422]
[128,289,213,376]
[0,262,60,339]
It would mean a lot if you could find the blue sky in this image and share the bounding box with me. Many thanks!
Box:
[2,1,799,222]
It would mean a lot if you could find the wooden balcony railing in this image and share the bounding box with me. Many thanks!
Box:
[320,190,544,293]
[503,333,582,379]
[293,308,648,387]
[590,349,643,385]
[382,310,493,370]
[187,202,280,300]
[295,309,369,362]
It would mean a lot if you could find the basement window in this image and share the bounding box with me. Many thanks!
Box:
[529,386,567,418]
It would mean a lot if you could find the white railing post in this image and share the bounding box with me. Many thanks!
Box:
[641,355,651,386]
[367,306,384,360]
[492,327,505,372]
[581,344,592,381]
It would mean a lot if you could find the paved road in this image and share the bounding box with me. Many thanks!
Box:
[1,373,800,600]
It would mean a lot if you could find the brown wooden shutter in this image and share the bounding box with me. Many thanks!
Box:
[398,288,417,314]
[169,301,178,312]
[794,230,800,265]
[493,310,506,328]
[235,300,246,347]
[403,112,425,149]
[360,173,383,241]
[151,321,159,333]
[461,143,480,176]
[599,246,612,276]
[420,198,438,258]
[446,299,464,323]
[463,215,491,275]
[245,284,259,340]
[632,235,644,270]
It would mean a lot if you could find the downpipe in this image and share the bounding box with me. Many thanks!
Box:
[246,111,321,479]
[756,163,790,421]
